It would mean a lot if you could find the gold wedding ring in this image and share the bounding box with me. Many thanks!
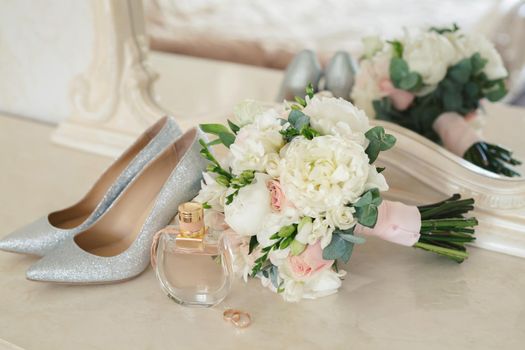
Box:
[223,309,251,328]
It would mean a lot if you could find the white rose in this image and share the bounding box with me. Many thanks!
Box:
[232,99,266,127]
[280,135,370,217]
[326,206,357,230]
[229,110,284,175]
[403,31,456,86]
[193,172,228,211]
[455,34,507,80]
[224,173,273,236]
[351,51,391,118]
[303,96,370,146]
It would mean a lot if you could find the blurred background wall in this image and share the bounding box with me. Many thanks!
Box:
[0,0,93,124]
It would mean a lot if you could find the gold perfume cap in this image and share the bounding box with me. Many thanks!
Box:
[178,202,205,237]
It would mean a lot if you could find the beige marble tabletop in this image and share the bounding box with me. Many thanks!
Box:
[1,52,525,350]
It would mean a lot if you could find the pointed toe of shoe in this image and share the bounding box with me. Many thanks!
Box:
[0,217,74,256]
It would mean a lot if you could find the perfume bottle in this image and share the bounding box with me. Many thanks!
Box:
[154,202,233,307]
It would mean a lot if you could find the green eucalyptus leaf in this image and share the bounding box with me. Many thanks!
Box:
[356,204,379,228]
[471,53,487,74]
[448,58,472,84]
[322,233,355,263]
[390,57,409,87]
[338,233,366,244]
[399,72,422,91]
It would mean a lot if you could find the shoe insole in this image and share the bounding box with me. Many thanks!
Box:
[47,122,162,229]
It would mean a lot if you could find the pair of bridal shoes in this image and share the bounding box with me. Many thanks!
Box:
[0,117,208,284]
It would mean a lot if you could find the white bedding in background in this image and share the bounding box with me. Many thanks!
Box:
[146,0,497,69]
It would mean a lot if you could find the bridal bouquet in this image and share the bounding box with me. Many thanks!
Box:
[195,91,477,302]
[351,24,521,177]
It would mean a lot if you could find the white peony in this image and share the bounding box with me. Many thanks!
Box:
[265,152,282,178]
[232,99,266,127]
[453,33,507,80]
[303,96,371,146]
[279,135,370,217]
[193,172,228,211]
[224,173,273,236]
[229,109,284,175]
[351,51,391,118]
[402,31,457,86]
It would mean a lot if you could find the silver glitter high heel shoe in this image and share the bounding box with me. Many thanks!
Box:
[0,116,181,256]
[26,128,207,284]
[323,51,356,99]
[276,49,322,102]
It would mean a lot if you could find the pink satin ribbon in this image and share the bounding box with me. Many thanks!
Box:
[432,112,482,157]
[355,200,421,247]
[379,79,415,111]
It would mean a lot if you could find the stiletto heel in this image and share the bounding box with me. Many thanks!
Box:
[26,128,208,284]
[0,117,181,256]
[276,49,322,102]
[324,51,356,99]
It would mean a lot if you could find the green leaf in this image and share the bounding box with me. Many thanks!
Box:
[202,202,211,209]
[485,80,507,102]
[295,96,307,107]
[322,233,355,263]
[376,166,385,173]
[355,205,379,228]
[200,123,231,136]
[279,236,294,249]
[218,132,236,148]
[390,57,409,86]
[207,139,223,146]
[365,126,396,163]
[305,83,315,99]
[249,236,259,254]
[471,53,487,74]
[227,119,240,134]
[399,72,421,91]
[448,58,472,84]
[338,233,366,244]
[354,188,382,228]
[387,40,404,58]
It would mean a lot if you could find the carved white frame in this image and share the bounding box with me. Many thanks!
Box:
[52,0,169,157]
[374,120,525,258]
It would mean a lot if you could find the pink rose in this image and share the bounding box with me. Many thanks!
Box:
[379,79,415,111]
[267,179,287,212]
[287,242,334,281]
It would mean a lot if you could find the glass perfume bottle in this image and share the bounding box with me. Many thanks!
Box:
[154,202,233,307]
